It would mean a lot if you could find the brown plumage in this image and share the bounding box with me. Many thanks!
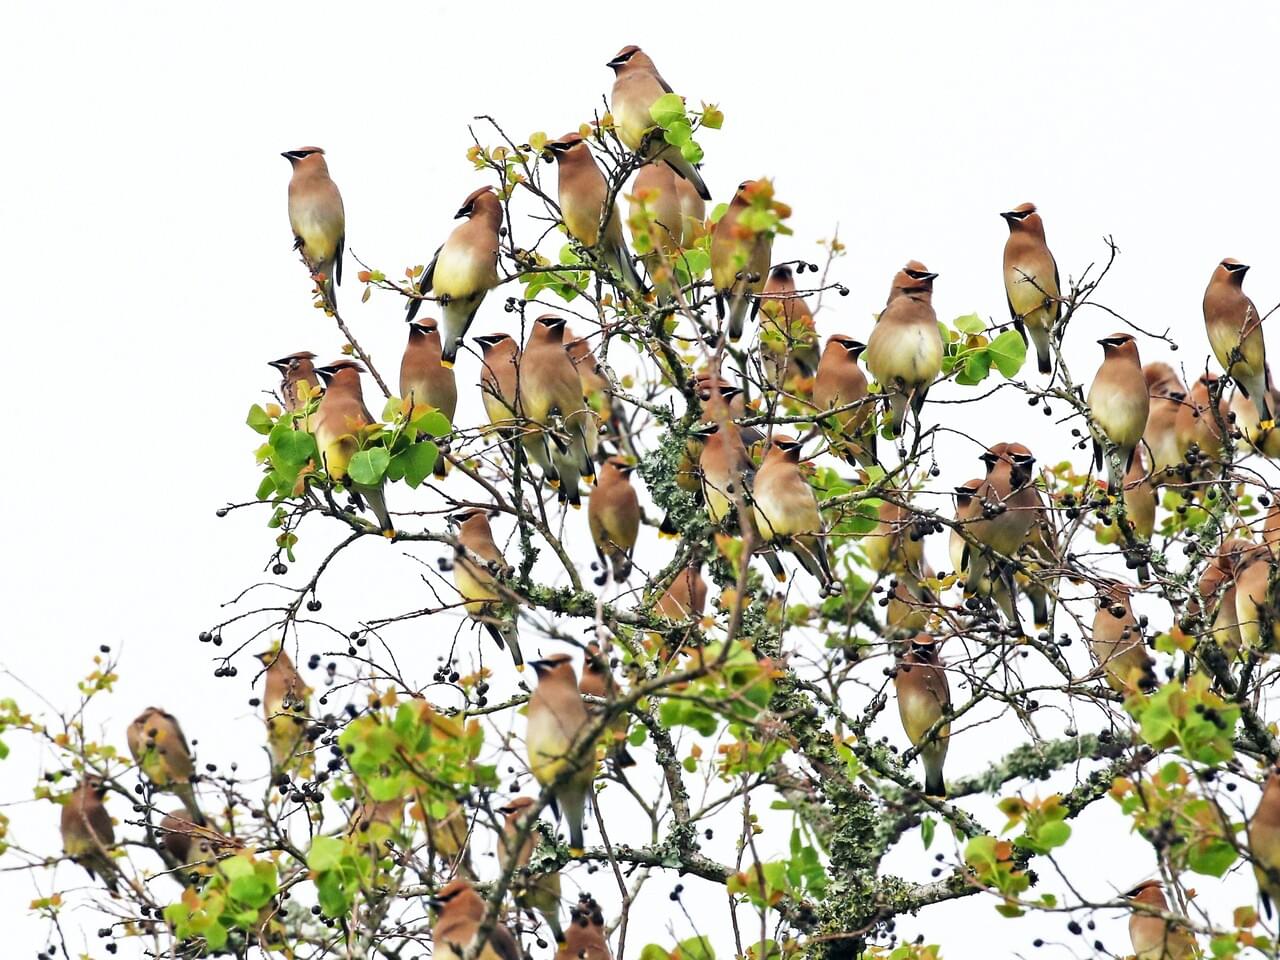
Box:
[430,879,523,960]
[1198,538,1267,662]
[1088,333,1150,493]
[1001,202,1060,375]
[1126,881,1197,960]
[866,262,942,437]
[655,563,708,621]
[126,707,205,826]
[268,351,320,416]
[1089,580,1154,692]
[1235,554,1280,653]
[476,333,521,435]
[864,498,926,583]
[1205,258,1271,424]
[710,179,774,342]
[1251,768,1280,918]
[255,647,312,774]
[1143,363,1188,483]
[61,776,118,893]
[580,642,635,768]
[696,421,781,576]
[401,318,457,478]
[1175,373,1231,475]
[812,334,875,467]
[893,634,950,796]
[408,187,503,366]
[628,162,702,300]
[424,799,474,879]
[283,147,344,304]
[758,265,819,392]
[556,897,613,960]
[159,807,238,872]
[314,360,393,534]
[751,435,834,591]
[497,796,564,943]
[450,507,522,671]
[589,458,640,583]
[1232,375,1280,458]
[527,654,596,854]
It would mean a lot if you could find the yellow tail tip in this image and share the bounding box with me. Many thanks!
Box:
[774,572,788,582]
[569,846,585,858]
[547,478,561,490]
[570,502,582,511]
[1261,419,1276,431]
[440,359,455,369]
[658,531,677,540]
[515,664,526,673]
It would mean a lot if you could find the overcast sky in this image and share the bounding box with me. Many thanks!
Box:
[5,2,1280,957]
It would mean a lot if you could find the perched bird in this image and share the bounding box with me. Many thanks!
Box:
[1250,767,1280,918]
[425,799,475,880]
[282,147,344,304]
[1175,373,1232,472]
[758,265,819,392]
[408,187,503,365]
[1198,538,1266,662]
[520,315,599,508]
[545,133,643,296]
[751,434,835,591]
[607,46,711,200]
[1232,375,1280,458]
[449,508,522,671]
[710,180,773,342]
[864,498,927,583]
[126,707,205,826]
[1144,363,1188,483]
[866,262,942,437]
[1089,580,1154,692]
[268,351,320,417]
[1235,553,1280,653]
[1088,333,1150,493]
[628,162,701,301]
[314,360,394,534]
[588,457,640,583]
[556,897,612,960]
[580,642,635,768]
[1204,259,1271,425]
[255,647,312,774]
[527,654,596,854]
[1001,203,1060,375]
[429,879,523,960]
[158,808,237,874]
[1125,881,1197,960]
[812,335,875,467]
[893,634,950,796]
[655,563,708,621]
[401,318,457,478]
[696,421,781,578]
[476,333,521,435]
[61,776,118,893]
[497,797,564,943]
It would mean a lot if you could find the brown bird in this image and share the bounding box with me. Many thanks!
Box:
[1198,538,1266,663]
[407,187,503,366]
[812,334,875,467]
[497,796,564,943]
[476,333,521,435]
[255,647,312,774]
[283,147,344,304]
[449,508,522,671]
[1144,363,1188,484]
[695,420,781,579]
[1001,202,1060,375]
[758,264,819,392]
[268,351,320,417]
[866,262,942,437]
[527,654,596,854]
[588,457,640,583]
[864,498,927,583]
[751,434,836,591]
[126,707,205,826]
[424,799,475,880]
[314,360,393,534]
[1175,373,1232,473]
[401,318,458,478]
[710,179,774,342]
[606,46,711,200]
[580,642,635,768]
[628,162,699,301]
[655,562,708,621]
[1205,259,1271,424]
[1125,881,1197,960]
[1235,553,1280,654]
[893,634,950,796]
[1232,374,1280,458]
[545,133,643,296]
[429,879,523,960]
[1089,580,1154,692]
[1251,767,1280,918]
[520,315,599,508]
[556,897,613,960]
[158,807,237,872]
[61,776,118,893]
[1088,333,1150,493]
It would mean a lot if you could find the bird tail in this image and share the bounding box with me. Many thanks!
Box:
[607,241,645,298]
[1105,449,1124,495]
[761,548,787,582]
[964,548,988,597]
[1244,370,1274,424]
[727,290,752,342]
[1028,326,1052,374]
[660,153,711,201]
[887,391,909,438]
[174,783,206,827]
[361,484,395,535]
[610,550,634,583]
[562,787,587,854]
[440,299,481,367]
[923,751,947,798]
[542,906,565,946]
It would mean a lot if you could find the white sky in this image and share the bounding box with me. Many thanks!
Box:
[5,2,1280,957]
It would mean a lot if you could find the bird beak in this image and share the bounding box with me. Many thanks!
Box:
[454,205,472,219]
[921,271,939,281]
[268,360,286,371]
[999,211,1015,221]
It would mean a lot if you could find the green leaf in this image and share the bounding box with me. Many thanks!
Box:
[269,423,316,465]
[397,442,439,489]
[953,313,986,335]
[246,404,274,435]
[663,119,693,146]
[921,816,936,850]
[677,936,715,960]
[307,835,345,873]
[680,140,704,164]
[1188,838,1237,877]
[1037,820,1071,849]
[348,447,390,486]
[650,93,686,128]
[413,410,452,438]
[988,329,1028,378]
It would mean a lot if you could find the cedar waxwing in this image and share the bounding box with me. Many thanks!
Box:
[556,897,612,960]
[497,796,564,943]
[61,776,118,893]
[606,46,711,201]
[1250,768,1280,918]
[1089,580,1154,693]
[268,351,320,416]
[429,879,524,960]
[696,421,781,576]
[1175,372,1231,465]
[1232,374,1280,458]
[751,435,836,592]
[283,147,344,304]
[566,332,611,423]
[1235,553,1280,653]
[866,262,942,437]
[159,807,238,873]
[314,360,394,534]
[886,574,934,635]
[1001,203,1060,375]
[255,647,312,774]
[580,642,635,768]
[1088,333,1150,493]
[1093,443,1156,584]
[1198,538,1266,662]
[401,318,458,479]
[812,334,875,467]
[348,795,407,846]
[655,563,708,621]
[1204,259,1271,424]
[527,654,596,854]
[477,333,521,435]
[893,634,950,796]
[126,707,206,826]
[1126,881,1197,960]
[423,799,475,880]
[588,457,640,583]
[628,162,702,301]
[710,180,773,342]
[1144,362,1189,484]
[865,498,927,583]
[520,315,600,508]
[949,482,983,584]
[407,187,503,366]
[758,265,819,393]
[449,507,523,671]
[545,133,643,296]
[1267,503,1280,555]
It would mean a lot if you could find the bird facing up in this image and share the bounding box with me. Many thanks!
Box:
[1204,258,1271,425]
[1001,202,1060,375]
[865,262,942,437]
[283,147,344,305]
[1088,333,1150,494]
